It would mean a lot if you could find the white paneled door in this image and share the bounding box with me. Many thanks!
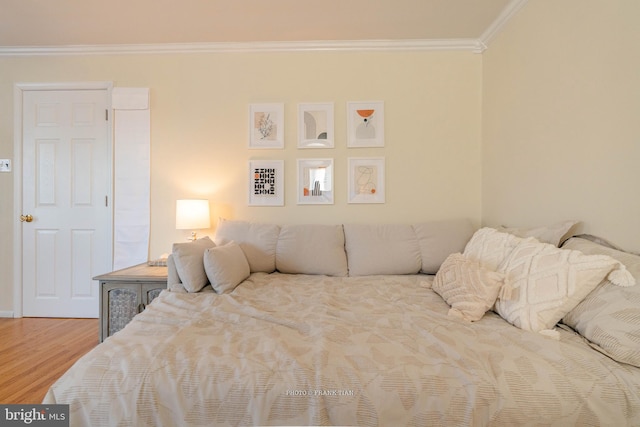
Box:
[22,89,112,318]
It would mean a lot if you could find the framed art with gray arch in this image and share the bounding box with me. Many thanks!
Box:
[298,102,334,148]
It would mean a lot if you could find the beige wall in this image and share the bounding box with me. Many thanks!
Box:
[482,0,640,252]
[7,1,636,316]
[0,50,483,313]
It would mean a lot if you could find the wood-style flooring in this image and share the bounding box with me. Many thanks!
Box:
[0,317,99,404]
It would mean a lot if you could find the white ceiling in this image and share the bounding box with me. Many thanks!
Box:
[0,0,528,51]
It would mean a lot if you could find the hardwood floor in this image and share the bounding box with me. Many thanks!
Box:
[0,317,99,404]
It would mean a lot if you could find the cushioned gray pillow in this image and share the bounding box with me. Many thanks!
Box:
[562,237,640,367]
[276,224,348,276]
[413,219,475,274]
[497,220,578,247]
[172,236,215,292]
[203,242,250,294]
[344,224,421,276]
[214,219,280,273]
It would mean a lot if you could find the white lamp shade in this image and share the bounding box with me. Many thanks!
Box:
[176,199,211,230]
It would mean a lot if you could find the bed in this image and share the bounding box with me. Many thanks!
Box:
[44,220,640,426]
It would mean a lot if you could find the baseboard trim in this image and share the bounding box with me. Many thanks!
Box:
[0,311,16,318]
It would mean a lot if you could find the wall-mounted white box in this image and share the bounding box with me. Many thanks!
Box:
[0,159,11,172]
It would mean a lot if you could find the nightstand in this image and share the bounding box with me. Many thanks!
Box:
[94,263,168,342]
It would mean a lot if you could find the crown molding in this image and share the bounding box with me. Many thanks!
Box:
[479,0,529,47]
[0,1,528,57]
[0,38,488,57]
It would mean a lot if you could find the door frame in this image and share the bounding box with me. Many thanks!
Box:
[13,82,114,318]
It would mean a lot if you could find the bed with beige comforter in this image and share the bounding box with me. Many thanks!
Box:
[44,272,640,426]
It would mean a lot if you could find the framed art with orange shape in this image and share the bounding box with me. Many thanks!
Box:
[248,159,284,206]
[347,101,384,148]
[347,157,385,204]
[296,158,334,205]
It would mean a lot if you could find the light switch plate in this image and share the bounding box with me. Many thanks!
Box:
[0,159,11,172]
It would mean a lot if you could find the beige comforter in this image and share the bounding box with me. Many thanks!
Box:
[45,273,640,426]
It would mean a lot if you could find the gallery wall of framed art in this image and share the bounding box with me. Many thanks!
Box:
[247,101,386,207]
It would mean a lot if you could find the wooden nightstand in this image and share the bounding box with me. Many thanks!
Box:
[94,263,168,342]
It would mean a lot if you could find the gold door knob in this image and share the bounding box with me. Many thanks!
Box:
[20,214,33,223]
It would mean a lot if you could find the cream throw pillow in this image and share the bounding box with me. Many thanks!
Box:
[495,238,634,336]
[463,227,523,271]
[203,241,250,294]
[433,253,506,322]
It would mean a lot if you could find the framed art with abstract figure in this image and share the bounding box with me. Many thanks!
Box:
[249,103,284,149]
[297,158,334,204]
[248,160,284,206]
[298,103,334,148]
[347,157,385,203]
[347,101,384,148]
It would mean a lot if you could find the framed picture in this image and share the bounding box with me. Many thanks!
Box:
[298,103,334,148]
[248,160,284,206]
[347,101,384,148]
[249,103,284,149]
[297,158,334,204]
[347,157,385,203]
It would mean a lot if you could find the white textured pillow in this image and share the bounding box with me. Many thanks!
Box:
[463,227,523,270]
[172,236,216,293]
[214,219,280,273]
[495,238,634,336]
[203,242,250,294]
[433,253,505,322]
[413,219,475,274]
[276,224,348,276]
[344,224,421,276]
[498,220,578,247]
[562,237,640,367]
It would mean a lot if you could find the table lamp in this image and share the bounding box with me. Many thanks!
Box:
[176,199,210,241]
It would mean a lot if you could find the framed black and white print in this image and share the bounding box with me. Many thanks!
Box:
[248,160,284,206]
[347,157,385,203]
[297,158,334,204]
[249,103,284,149]
[298,103,334,148]
[347,101,384,148]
